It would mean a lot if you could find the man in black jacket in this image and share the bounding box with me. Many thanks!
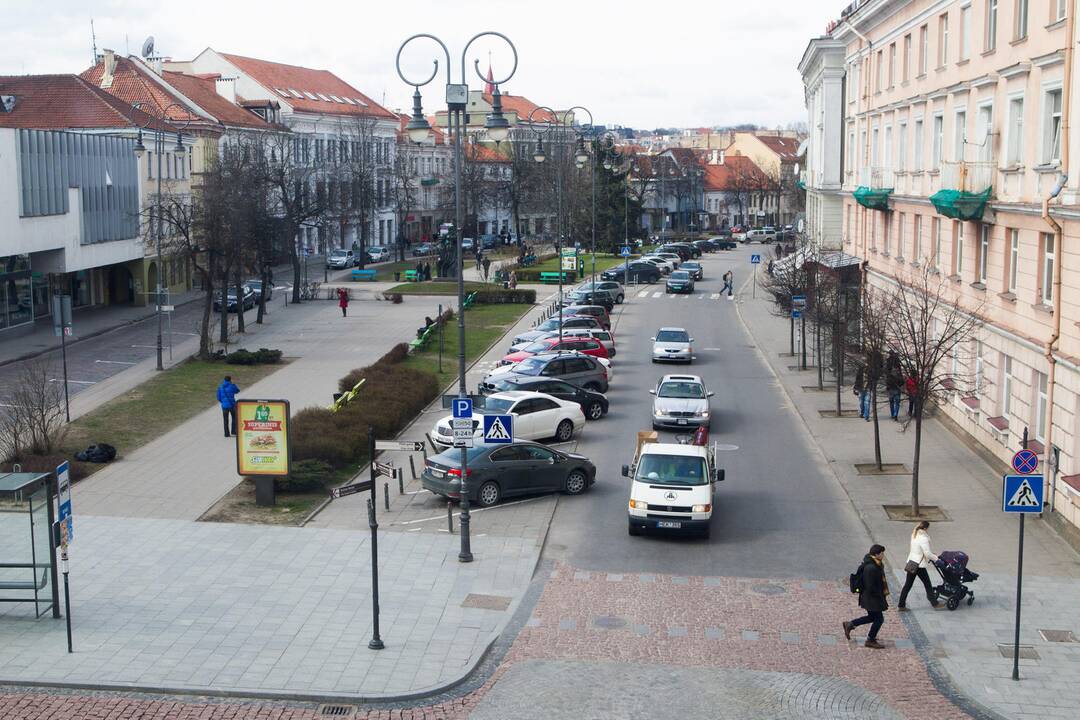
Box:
[844,543,890,649]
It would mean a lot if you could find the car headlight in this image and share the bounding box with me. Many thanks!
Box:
[629,499,648,510]
[692,504,711,513]
[695,410,710,417]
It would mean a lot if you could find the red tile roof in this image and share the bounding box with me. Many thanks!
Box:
[0,74,176,132]
[220,53,395,119]
[162,72,275,130]
[395,112,446,145]
[702,156,768,191]
[755,135,802,161]
[464,142,510,163]
[481,93,555,123]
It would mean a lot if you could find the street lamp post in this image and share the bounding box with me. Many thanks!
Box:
[396,32,516,564]
[132,104,191,372]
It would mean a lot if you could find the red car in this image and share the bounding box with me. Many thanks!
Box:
[500,336,610,366]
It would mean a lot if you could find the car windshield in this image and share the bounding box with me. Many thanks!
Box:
[683,263,699,269]
[482,398,515,414]
[636,454,709,486]
[521,341,551,353]
[513,358,547,376]
[433,446,488,464]
[330,250,347,257]
[659,381,705,398]
[670,271,690,280]
[537,319,561,331]
[656,330,689,343]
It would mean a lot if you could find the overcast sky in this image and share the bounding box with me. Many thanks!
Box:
[3,0,841,130]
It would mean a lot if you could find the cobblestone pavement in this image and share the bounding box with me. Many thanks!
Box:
[0,562,984,719]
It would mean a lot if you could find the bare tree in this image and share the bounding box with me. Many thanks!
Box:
[885,265,981,515]
[0,358,67,460]
[389,141,421,261]
[860,283,893,470]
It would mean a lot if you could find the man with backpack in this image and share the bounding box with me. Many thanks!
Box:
[217,375,240,438]
[844,543,890,649]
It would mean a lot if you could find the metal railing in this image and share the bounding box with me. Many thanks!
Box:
[858,166,895,189]
[940,160,994,193]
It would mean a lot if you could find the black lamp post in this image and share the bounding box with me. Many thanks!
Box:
[396,32,517,564]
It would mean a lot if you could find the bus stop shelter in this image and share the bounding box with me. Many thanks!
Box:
[0,472,60,619]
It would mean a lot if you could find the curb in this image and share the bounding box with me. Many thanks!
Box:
[732,281,1007,720]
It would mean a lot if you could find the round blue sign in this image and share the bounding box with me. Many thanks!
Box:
[1012,449,1039,474]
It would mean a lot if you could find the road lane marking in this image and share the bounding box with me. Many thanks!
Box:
[710,293,720,299]
[637,290,649,298]
[130,345,157,349]
[652,292,662,298]
[95,360,137,365]
[50,378,95,385]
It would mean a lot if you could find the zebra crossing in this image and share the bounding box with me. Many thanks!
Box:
[635,289,732,301]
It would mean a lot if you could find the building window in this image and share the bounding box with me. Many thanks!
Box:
[888,43,896,87]
[1007,96,1024,165]
[876,50,884,92]
[986,0,998,51]
[919,24,929,75]
[898,122,907,171]
[974,340,984,394]
[932,114,944,169]
[1043,88,1063,164]
[1008,228,1019,292]
[884,213,892,254]
[978,224,989,283]
[1002,355,1013,416]
[1041,232,1055,304]
[1035,370,1048,442]
[976,104,993,162]
[1015,0,1029,40]
[933,217,942,270]
[960,4,972,60]
[914,118,924,170]
[884,125,892,169]
[914,214,923,259]
[147,151,153,179]
[897,213,906,258]
[954,110,967,162]
[1056,0,1067,23]
[953,221,964,276]
[903,34,912,82]
[872,127,880,166]
[938,13,950,67]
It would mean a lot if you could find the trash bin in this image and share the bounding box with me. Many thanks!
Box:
[394,272,401,282]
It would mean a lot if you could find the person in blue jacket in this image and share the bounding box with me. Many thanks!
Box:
[217,376,240,437]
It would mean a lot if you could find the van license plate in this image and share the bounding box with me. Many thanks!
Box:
[657,521,682,529]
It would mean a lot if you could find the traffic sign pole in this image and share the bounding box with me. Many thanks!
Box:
[367,427,384,650]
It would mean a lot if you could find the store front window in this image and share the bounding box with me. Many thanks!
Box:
[0,254,34,331]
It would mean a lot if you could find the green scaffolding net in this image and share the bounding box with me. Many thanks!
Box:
[853,186,892,210]
[929,188,993,221]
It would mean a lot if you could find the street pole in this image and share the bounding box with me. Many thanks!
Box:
[591,144,597,286]
[368,427,384,649]
[452,105,473,563]
[1012,427,1029,680]
[61,547,72,653]
[155,129,164,372]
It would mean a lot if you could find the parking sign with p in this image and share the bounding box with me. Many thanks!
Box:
[452,398,472,419]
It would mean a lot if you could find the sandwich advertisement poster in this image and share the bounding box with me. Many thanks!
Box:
[235,399,291,476]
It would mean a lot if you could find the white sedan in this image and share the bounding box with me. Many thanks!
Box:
[430,391,586,448]
[641,256,675,274]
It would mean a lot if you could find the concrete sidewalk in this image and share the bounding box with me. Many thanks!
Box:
[735,277,1080,720]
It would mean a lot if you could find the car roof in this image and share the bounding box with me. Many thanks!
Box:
[487,390,547,401]
[639,443,710,458]
[657,326,688,332]
[660,374,704,384]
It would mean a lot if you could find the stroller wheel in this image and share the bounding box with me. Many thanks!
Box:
[967,594,974,606]
[946,596,960,611]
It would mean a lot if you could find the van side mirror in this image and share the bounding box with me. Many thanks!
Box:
[621,464,630,477]
[689,337,695,343]
[714,468,725,482]
[648,389,656,395]
[707,391,715,397]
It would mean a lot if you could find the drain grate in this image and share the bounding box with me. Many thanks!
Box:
[997,644,1040,660]
[593,615,628,630]
[1039,629,1077,643]
[317,705,357,717]
[751,583,787,596]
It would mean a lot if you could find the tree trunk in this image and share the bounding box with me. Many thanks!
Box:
[816,316,824,390]
[872,381,882,470]
[198,266,214,359]
[234,270,245,334]
[290,234,302,304]
[255,265,268,325]
[911,407,923,516]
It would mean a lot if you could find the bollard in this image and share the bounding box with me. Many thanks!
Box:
[447,501,454,534]
[398,467,405,494]
[384,482,389,511]
[408,455,417,481]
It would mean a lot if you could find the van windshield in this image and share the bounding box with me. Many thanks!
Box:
[636,454,709,486]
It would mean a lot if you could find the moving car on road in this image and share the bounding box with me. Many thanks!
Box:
[327,248,356,269]
[422,442,596,507]
[665,270,695,294]
[367,246,391,262]
[482,376,608,420]
[429,391,585,449]
[214,284,256,312]
[412,242,436,256]
[625,436,723,538]
[680,261,704,280]
[600,262,661,284]
[742,228,776,244]
[650,374,713,429]
[651,327,694,363]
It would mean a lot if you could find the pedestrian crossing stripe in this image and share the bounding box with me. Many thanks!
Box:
[638,290,650,298]
[710,293,720,299]
[1007,479,1040,506]
[652,292,662,298]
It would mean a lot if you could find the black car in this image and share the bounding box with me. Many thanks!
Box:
[422,442,596,507]
[246,279,273,302]
[680,261,704,280]
[563,289,614,311]
[715,238,738,250]
[601,261,660,284]
[484,376,608,420]
[659,244,692,261]
[692,239,716,253]
[213,285,256,312]
[669,242,700,259]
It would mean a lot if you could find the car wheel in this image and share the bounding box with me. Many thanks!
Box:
[701,524,711,540]
[628,522,641,536]
[585,401,604,420]
[616,294,624,304]
[564,470,588,495]
[477,481,501,507]
[583,382,602,392]
[555,419,575,442]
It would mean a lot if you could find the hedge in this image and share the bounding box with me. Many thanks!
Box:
[468,289,536,304]
[224,347,283,365]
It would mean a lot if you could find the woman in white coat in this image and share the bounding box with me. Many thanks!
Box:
[898,520,941,609]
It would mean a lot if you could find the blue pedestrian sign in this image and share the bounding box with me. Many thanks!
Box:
[620,246,632,257]
[792,309,802,319]
[751,254,762,264]
[483,415,514,444]
[452,398,473,419]
[1011,449,1039,474]
[1003,474,1044,513]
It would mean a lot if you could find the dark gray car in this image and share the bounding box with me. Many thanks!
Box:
[422,442,596,506]
[483,352,609,393]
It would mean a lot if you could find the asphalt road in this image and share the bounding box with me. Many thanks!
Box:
[543,244,869,580]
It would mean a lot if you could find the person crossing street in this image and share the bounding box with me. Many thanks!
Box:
[843,543,890,649]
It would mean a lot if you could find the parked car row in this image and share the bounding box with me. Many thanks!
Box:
[213,280,274,312]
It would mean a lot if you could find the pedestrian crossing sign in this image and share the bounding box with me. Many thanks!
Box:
[483,414,514,444]
[1003,474,1044,513]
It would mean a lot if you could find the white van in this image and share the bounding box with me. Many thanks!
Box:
[623,436,723,538]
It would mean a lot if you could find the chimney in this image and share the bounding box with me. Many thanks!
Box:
[150,57,164,75]
[215,77,237,104]
[718,149,725,165]
[710,149,718,165]
[101,49,116,88]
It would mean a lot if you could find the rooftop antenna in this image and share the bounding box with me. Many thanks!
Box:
[141,36,155,59]
[125,34,129,56]
[90,19,98,64]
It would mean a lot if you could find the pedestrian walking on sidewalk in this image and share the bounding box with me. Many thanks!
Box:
[722,270,734,297]
[423,261,432,281]
[337,287,349,317]
[482,256,491,281]
[843,543,890,649]
[509,270,518,289]
[217,376,239,438]
[905,374,919,417]
[898,521,941,610]
[854,365,871,420]
[885,352,903,420]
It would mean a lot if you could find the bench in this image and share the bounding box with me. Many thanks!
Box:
[408,324,437,353]
[404,270,420,282]
[539,271,575,284]
[351,268,377,281]
[0,571,48,592]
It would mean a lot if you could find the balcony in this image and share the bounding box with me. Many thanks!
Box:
[930,160,994,221]
[853,167,894,210]
[797,170,807,191]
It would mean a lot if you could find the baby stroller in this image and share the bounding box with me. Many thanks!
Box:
[933,550,979,610]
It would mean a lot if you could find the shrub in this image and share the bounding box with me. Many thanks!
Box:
[3,454,91,483]
[279,458,334,493]
[290,407,362,468]
[254,348,283,364]
[469,289,536,305]
[225,347,283,365]
[383,292,404,304]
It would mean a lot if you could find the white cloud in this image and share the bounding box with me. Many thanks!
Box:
[3,0,842,129]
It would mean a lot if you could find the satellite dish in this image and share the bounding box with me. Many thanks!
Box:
[141,36,155,59]
[793,162,801,176]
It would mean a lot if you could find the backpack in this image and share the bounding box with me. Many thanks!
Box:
[849,562,865,594]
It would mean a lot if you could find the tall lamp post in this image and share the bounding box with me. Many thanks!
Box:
[396,32,516,563]
[132,104,191,372]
